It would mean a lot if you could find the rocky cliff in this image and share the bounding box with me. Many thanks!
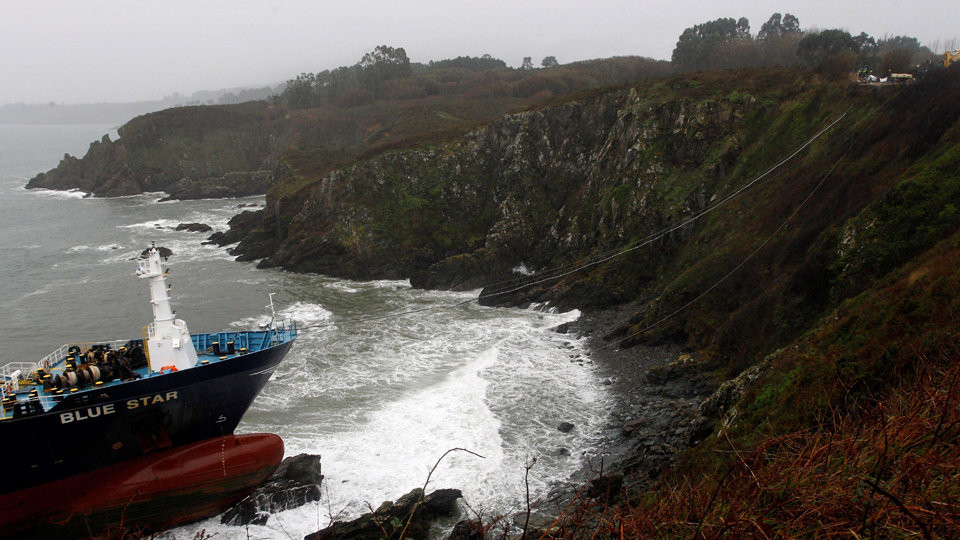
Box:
[27,102,283,197]
[27,64,960,535]
[227,71,770,283]
[203,69,960,536]
[224,67,960,367]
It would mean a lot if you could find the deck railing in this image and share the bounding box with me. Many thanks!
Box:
[1,362,41,397]
[33,339,132,375]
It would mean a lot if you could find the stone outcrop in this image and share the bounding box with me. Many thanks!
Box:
[175,222,213,233]
[226,79,754,302]
[208,211,263,246]
[27,134,137,195]
[305,488,462,540]
[140,246,173,259]
[27,102,283,198]
[221,453,323,526]
[162,170,273,201]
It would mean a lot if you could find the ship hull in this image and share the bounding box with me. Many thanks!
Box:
[0,433,284,539]
[0,339,294,495]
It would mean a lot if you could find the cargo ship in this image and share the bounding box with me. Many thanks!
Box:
[0,244,298,537]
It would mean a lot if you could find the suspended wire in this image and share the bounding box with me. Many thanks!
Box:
[604,147,851,349]
[604,90,902,347]
[298,110,848,331]
[477,111,847,300]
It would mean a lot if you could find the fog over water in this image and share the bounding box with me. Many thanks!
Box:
[0,124,612,538]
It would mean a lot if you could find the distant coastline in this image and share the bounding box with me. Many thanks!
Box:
[0,85,278,125]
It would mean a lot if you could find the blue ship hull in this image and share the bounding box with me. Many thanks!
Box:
[0,328,296,496]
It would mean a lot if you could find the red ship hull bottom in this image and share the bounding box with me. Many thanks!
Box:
[0,433,284,539]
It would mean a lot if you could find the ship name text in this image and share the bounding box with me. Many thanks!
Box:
[59,391,180,424]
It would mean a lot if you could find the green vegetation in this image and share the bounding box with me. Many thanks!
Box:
[671,12,937,78]
[223,32,960,539]
[30,25,960,536]
[275,47,668,110]
[557,67,960,538]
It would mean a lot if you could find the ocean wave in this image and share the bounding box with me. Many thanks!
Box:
[116,218,182,230]
[23,187,88,199]
[279,301,333,325]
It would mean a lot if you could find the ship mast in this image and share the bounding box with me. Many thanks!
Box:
[136,243,199,372]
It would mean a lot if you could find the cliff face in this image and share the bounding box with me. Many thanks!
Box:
[235,75,762,280]
[27,102,283,196]
[227,69,791,287]
[224,67,960,368]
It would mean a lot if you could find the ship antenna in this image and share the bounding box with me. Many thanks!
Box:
[267,293,279,342]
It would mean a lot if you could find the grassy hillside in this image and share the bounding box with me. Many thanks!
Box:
[236,65,960,536]
[584,225,960,538]
[272,56,671,189]
[28,56,669,198]
[528,67,960,538]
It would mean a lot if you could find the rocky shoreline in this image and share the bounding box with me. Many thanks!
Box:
[156,217,721,538]
[211,301,719,539]
[516,306,718,527]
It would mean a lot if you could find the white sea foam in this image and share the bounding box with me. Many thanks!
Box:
[179,349,505,539]
[280,302,333,325]
[10,289,49,304]
[117,218,182,230]
[68,243,122,253]
[6,184,614,540]
[172,301,612,540]
[24,187,88,199]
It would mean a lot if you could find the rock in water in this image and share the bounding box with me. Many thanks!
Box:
[447,519,485,540]
[174,222,213,233]
[207,210,262,247]
[305,487,462,540]
[140,246,173,259]
[221,454,323,526]
[162,170,273,201]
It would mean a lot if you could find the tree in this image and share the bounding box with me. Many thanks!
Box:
[358,45,412,98]
[880,48,916,74]
[359,45,411,72]
[758,13,783,40]
[735,17,751,38]
[781,13,800,34]
[671,17,752,71]
[428,55,507,71]
[876,36,936,74]
[521,56,534,70]
[753,12,803,66]
[798,29,860,66]
[758,12,801,40]
[798,29,863,76]
[877,35,923,53]
[852,32,877,55]
[541,56,559,68]
[283,72,318,109]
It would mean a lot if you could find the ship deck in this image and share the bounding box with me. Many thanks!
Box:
[1,324,296,420]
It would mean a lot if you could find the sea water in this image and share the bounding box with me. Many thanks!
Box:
[0,124,612,538]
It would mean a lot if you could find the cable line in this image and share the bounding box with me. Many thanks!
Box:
[477,111,847,301]
[299,111,848,331]
[605,90,901,347]
[605,147,850,349]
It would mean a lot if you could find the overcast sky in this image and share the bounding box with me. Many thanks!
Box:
[1,0,956,105]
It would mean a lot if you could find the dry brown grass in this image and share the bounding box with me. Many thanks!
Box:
[534,355,960,539]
